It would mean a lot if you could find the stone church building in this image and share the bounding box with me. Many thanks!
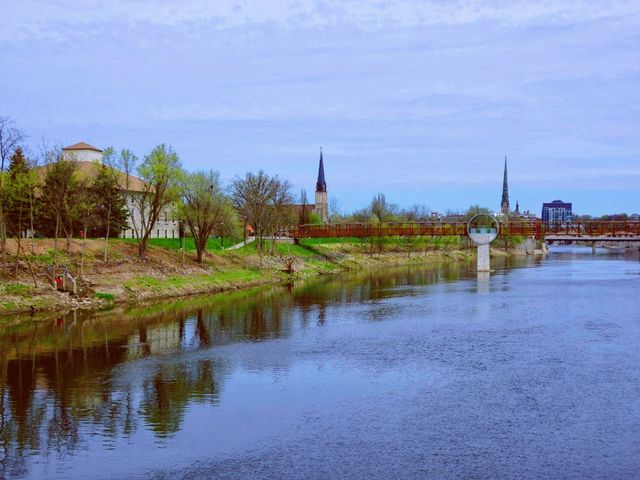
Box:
[61,142,180,239]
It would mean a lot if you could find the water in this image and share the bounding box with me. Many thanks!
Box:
[1,248,639,479]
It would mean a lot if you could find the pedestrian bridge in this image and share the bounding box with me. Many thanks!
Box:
[288,221,640,242]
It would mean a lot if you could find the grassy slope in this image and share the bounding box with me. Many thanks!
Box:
[119,237,235,251]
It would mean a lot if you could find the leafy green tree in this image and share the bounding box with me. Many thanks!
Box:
[370,193,399,222]
[4,147,31,236]
[465,205,491,221]
[119,144,183,259]
[309,212,322,224]
[75,178,97,276]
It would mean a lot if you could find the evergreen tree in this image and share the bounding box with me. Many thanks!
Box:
[36,157,79,261]
[5,147,34,237]
[87,163,128,238]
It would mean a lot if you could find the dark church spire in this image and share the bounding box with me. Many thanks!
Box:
[316,147,327,193]
[501,155,510,215]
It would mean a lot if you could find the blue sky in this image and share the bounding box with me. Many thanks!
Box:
[1,0,639,216]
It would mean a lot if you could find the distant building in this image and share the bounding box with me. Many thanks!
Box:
[62,142,104,163]
[60,142,180,239]
[542,200,572,223]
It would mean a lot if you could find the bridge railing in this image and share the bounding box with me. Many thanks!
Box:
[537,221,640,238]
[287,221,640,240]
[289,222,470,239]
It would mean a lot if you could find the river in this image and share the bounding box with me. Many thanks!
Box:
[1,247,639,479]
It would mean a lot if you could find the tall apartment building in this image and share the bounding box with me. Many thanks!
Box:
[541,200,572,222]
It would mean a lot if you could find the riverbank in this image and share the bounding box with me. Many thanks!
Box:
[0,237,541,317]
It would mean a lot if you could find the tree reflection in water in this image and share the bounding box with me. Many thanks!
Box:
[0,258,532,478]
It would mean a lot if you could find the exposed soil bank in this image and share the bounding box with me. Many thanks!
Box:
[0,238,542,317]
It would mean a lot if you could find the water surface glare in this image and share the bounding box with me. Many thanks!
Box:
[1,248,639,479]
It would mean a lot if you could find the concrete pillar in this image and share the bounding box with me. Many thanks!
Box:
[477,271,490,292]
[477,243,491,272]
[592,243,597,254]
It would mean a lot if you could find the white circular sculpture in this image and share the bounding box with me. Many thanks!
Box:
[467,214,499,245]
[467,214,499,272]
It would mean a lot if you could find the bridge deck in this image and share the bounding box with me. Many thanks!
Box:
[289,221,640,241]
[545,236,640,243]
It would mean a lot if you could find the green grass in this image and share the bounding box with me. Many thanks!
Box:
[26,248,68,264]
[299,237,368,246]
[2,283,32,296]
[298,236,463,248]
[1,301,16,311]
[94,292,115,301]
[118,237,235,252]
[239,241,319,257]
[124,268,265,292]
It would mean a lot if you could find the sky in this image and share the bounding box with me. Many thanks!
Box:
[1,0,639,216]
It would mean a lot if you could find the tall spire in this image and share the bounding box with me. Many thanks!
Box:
[501,155,510,215]
[316,147,327,193]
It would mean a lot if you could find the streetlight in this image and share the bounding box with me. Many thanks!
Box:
[220,222,224,250]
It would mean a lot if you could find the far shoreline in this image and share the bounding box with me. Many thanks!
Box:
[0,236,544,319]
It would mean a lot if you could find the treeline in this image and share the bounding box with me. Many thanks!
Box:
[1,145,129,271]
[338,193,488,223]
[573,213,638,221]
[0,116,302,277]
[0,114,506,279]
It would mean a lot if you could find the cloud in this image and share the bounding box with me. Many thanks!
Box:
[2,0,639,43]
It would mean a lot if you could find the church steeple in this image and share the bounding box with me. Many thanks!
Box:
[314,147,329,223]
[501,156,510,215]
[316,147,327,193]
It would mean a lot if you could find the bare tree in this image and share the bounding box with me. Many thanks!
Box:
[299,189,309,225]
[267,177,296,255]
[402,204,432,222]
[230,171,294,265]
[98,148,128,262]
[76,179,99,277]
[179,170,234,263]
[370,193,398,222]
[0,116,24,173]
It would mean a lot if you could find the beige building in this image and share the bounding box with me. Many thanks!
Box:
[61,142,180,239]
